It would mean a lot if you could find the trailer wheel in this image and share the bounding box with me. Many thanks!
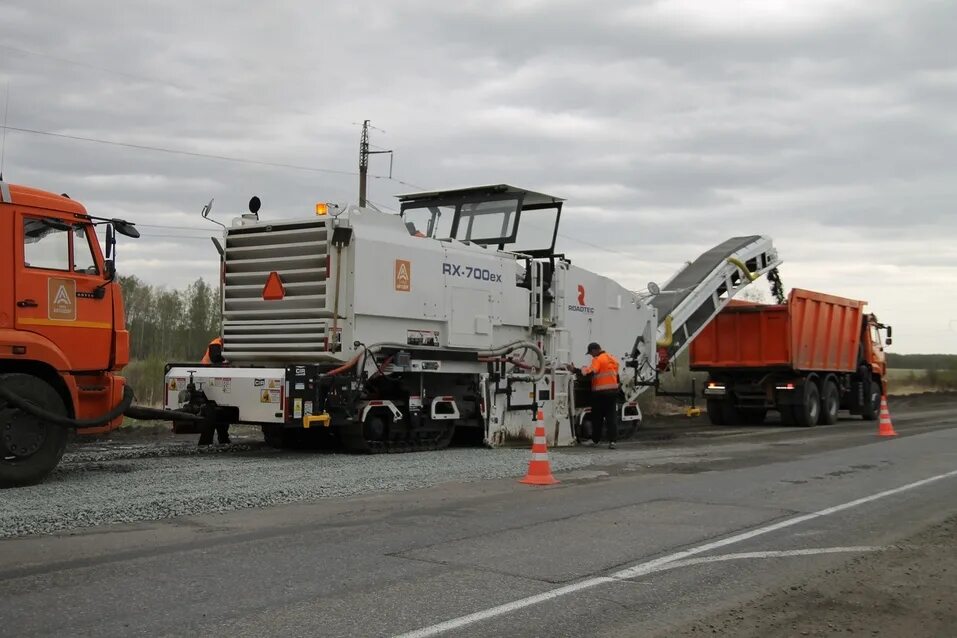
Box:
[0,373,69,488]
[706,400,726,425]
[794,382,821,427]
[861,380,881,421]
[820,380,840,425]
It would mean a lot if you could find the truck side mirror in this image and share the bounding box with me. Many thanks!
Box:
[885,337,893,346]
[104,225,117,281]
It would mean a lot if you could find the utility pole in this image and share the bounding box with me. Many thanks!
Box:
[358,119,393,207]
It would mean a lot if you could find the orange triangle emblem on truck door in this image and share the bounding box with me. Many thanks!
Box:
[262,271,286,300]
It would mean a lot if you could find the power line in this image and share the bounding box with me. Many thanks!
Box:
[1,123,421,191]
[1,125,359,176]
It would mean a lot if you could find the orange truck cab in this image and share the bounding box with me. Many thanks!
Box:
[0,180,140,487]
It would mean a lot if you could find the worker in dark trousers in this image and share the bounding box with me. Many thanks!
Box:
[571,342,621,449]
[198,336,230,446]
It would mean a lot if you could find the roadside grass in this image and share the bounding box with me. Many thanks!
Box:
[886,368,957,395]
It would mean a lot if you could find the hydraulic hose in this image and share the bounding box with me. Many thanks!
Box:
[726,257,758,282]
[353,340,548,382]
[0,384,135,428]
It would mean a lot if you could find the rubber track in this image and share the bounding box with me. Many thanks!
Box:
[338,419,455,454]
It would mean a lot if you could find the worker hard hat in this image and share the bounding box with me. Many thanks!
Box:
[586,342,601,354]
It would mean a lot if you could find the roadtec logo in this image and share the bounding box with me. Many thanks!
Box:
[568,284,595,314]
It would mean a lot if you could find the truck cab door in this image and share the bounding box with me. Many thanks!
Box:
[865,320,887,376]
[14,213,113,371]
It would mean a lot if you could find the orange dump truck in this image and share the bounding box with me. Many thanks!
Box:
[689,288,891,427]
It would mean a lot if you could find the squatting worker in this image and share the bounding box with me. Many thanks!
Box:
[571,342,621,449]
[201,336,226,365]
[198,336,230,445]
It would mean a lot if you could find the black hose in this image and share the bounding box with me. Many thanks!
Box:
[0,384,135,428]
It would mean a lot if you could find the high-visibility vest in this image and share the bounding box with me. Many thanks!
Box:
[201,337,224,364]
[583,351,620,392]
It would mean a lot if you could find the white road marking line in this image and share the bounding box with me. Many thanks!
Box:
[653,546,884,573]
[394,468,957,638]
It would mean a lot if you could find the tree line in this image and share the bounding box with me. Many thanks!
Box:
[118,276,220,404]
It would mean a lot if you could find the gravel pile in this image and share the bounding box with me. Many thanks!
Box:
[1,438,610,538]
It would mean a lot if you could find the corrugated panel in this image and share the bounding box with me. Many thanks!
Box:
[789,289,863,372]
[222,220,332,363]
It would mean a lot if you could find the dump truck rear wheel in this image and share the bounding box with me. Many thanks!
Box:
[820,380,840,425]
[794,382,821,427]
[740,409,767,425]
[0,373,69,488]
[706,400,726,425]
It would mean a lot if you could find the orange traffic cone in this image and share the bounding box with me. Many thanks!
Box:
[877,395,897,437]
[520,411,558,486]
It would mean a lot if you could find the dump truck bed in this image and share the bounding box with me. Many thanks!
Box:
[689,288,866,373]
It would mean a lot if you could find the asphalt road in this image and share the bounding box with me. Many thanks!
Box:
[2,394,956,637]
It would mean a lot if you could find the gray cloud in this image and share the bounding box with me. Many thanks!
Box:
[1,0,954,352]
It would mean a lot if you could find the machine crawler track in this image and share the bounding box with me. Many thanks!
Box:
[338,418,455,454]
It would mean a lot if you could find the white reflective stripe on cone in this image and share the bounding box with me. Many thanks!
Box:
[531,453,550,461]
[533,437,547,445]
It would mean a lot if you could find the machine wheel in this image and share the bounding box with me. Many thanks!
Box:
[820,380,840,425]
[576,415,594,442]
[0,373,69,488]
[616,419,638,441]
[740,409,767,425]
[861,380,881,421]
[262,425,301,449]
[793,382,821,427]
[363,414,388,442]
[706,400,727,425]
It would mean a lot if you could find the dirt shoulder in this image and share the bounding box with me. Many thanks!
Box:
[672,514,957,637]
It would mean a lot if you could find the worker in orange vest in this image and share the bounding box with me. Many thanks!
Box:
[571,342,621,449]
[198,336,230,445]
[201,336,225,365]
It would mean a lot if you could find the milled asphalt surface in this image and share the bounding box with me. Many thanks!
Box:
[1,394,955,637]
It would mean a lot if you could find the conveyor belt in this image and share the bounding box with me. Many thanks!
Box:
[630,235,781,386]
[650,236,763,320]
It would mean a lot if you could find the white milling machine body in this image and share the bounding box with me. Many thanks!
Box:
[165,185,781,450]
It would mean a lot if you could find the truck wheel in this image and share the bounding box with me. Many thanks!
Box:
[779,407,796,425]
[740,409,767,425]
[706,400,726,425]
[262,425,301,449]
[794,382,821,427]
[820,380,840,425]
[722,403,742,425]
[0,373,69,488]
[861,381,881,421]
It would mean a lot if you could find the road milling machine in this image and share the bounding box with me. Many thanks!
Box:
[165,185,781,450]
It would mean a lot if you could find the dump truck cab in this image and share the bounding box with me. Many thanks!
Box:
[0,180,137,486]
[863,313,891,378]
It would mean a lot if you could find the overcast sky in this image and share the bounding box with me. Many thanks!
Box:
[1,0,954,353]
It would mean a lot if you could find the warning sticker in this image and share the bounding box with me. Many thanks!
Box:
[260,389,280,404]
[48,278,76,321]
[293,398,303,419]
[169,379,178,391]
[267,379,281,389]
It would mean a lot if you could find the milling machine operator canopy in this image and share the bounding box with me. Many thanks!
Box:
[396,184,565,258]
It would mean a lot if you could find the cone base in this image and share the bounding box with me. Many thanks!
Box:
[520,474,559,486]
[878,427,897,437]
